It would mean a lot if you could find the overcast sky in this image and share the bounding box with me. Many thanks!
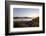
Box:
[13,8,39,18]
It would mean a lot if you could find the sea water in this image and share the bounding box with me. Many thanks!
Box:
[13,18,32,21]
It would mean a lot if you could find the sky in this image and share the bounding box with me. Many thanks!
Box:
[13,8,39,18]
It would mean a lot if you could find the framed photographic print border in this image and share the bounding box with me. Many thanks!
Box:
[5,1,45,35]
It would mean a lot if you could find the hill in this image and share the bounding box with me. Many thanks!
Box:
[14,17,39,27]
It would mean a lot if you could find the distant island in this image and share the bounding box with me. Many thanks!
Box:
[13,17,32,19]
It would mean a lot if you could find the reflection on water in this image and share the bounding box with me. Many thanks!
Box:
[13,18,32,21]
